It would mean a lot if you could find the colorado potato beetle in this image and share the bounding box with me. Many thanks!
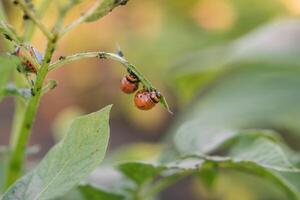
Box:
[120,74,139,94]
[134,89,161,110]
[14,46,43,74]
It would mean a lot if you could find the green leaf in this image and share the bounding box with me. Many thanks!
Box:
[168,19,300,135]
[116,152,300,199]
[159,96,173,114]
[79,184,124,200]
[229,138,299,172]
[164,127,300,199]
[1,105,112,200]
[105,143,163,164]
[174,125,298,172]
[273,171,300,199]
[168,156,300,200]
[174,124,280,156]
[85,0,128,22]
[118,162,164,186]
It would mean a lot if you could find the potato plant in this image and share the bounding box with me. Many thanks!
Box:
[0,1,300,200]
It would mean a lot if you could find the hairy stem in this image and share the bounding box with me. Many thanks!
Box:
[59,5,98,36]
[49,51,172,113]
[4,40,56,189]
[49,51,153,90]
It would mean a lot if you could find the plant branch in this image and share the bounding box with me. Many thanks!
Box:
[59,0,129,37]
[49,51,172,113]
[14,0,53,40]
[58,3,100,37]
[4,40,57,189]
[49,51,153,90]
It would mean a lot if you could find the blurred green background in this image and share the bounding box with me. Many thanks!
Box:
[1,0,300,199]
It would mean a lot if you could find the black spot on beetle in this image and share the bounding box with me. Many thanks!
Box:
[46,58,51,63]
[13,0,19,5]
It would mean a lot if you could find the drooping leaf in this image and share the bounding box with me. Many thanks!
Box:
[174,123,280,156]
[160,95,173,114]
[174,124,298,172]
[162,127,300,199]
[116,152,300,200]
[1,105,112,200]
[229,138,299,172]
[273,171,300,200]
[85,0,129,22]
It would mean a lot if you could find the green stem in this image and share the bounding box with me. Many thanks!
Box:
[49,51,172,113]
[58,2,101,37]
[10,0,51,152]
[4,40,56,189]
[59,0,129,37]
[49,51,153,90]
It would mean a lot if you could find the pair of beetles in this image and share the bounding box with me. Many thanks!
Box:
[120,73,161,110]
[14,45,161,110]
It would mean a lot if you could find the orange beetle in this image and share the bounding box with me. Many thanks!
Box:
[120,74,139,94]
[15,46,43,74]
[134,89,161,110]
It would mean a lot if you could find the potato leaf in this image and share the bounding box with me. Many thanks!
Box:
[174,123,281,155]
[1,105,112,200]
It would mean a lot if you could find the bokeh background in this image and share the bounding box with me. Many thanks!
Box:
[1,0,300,199]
